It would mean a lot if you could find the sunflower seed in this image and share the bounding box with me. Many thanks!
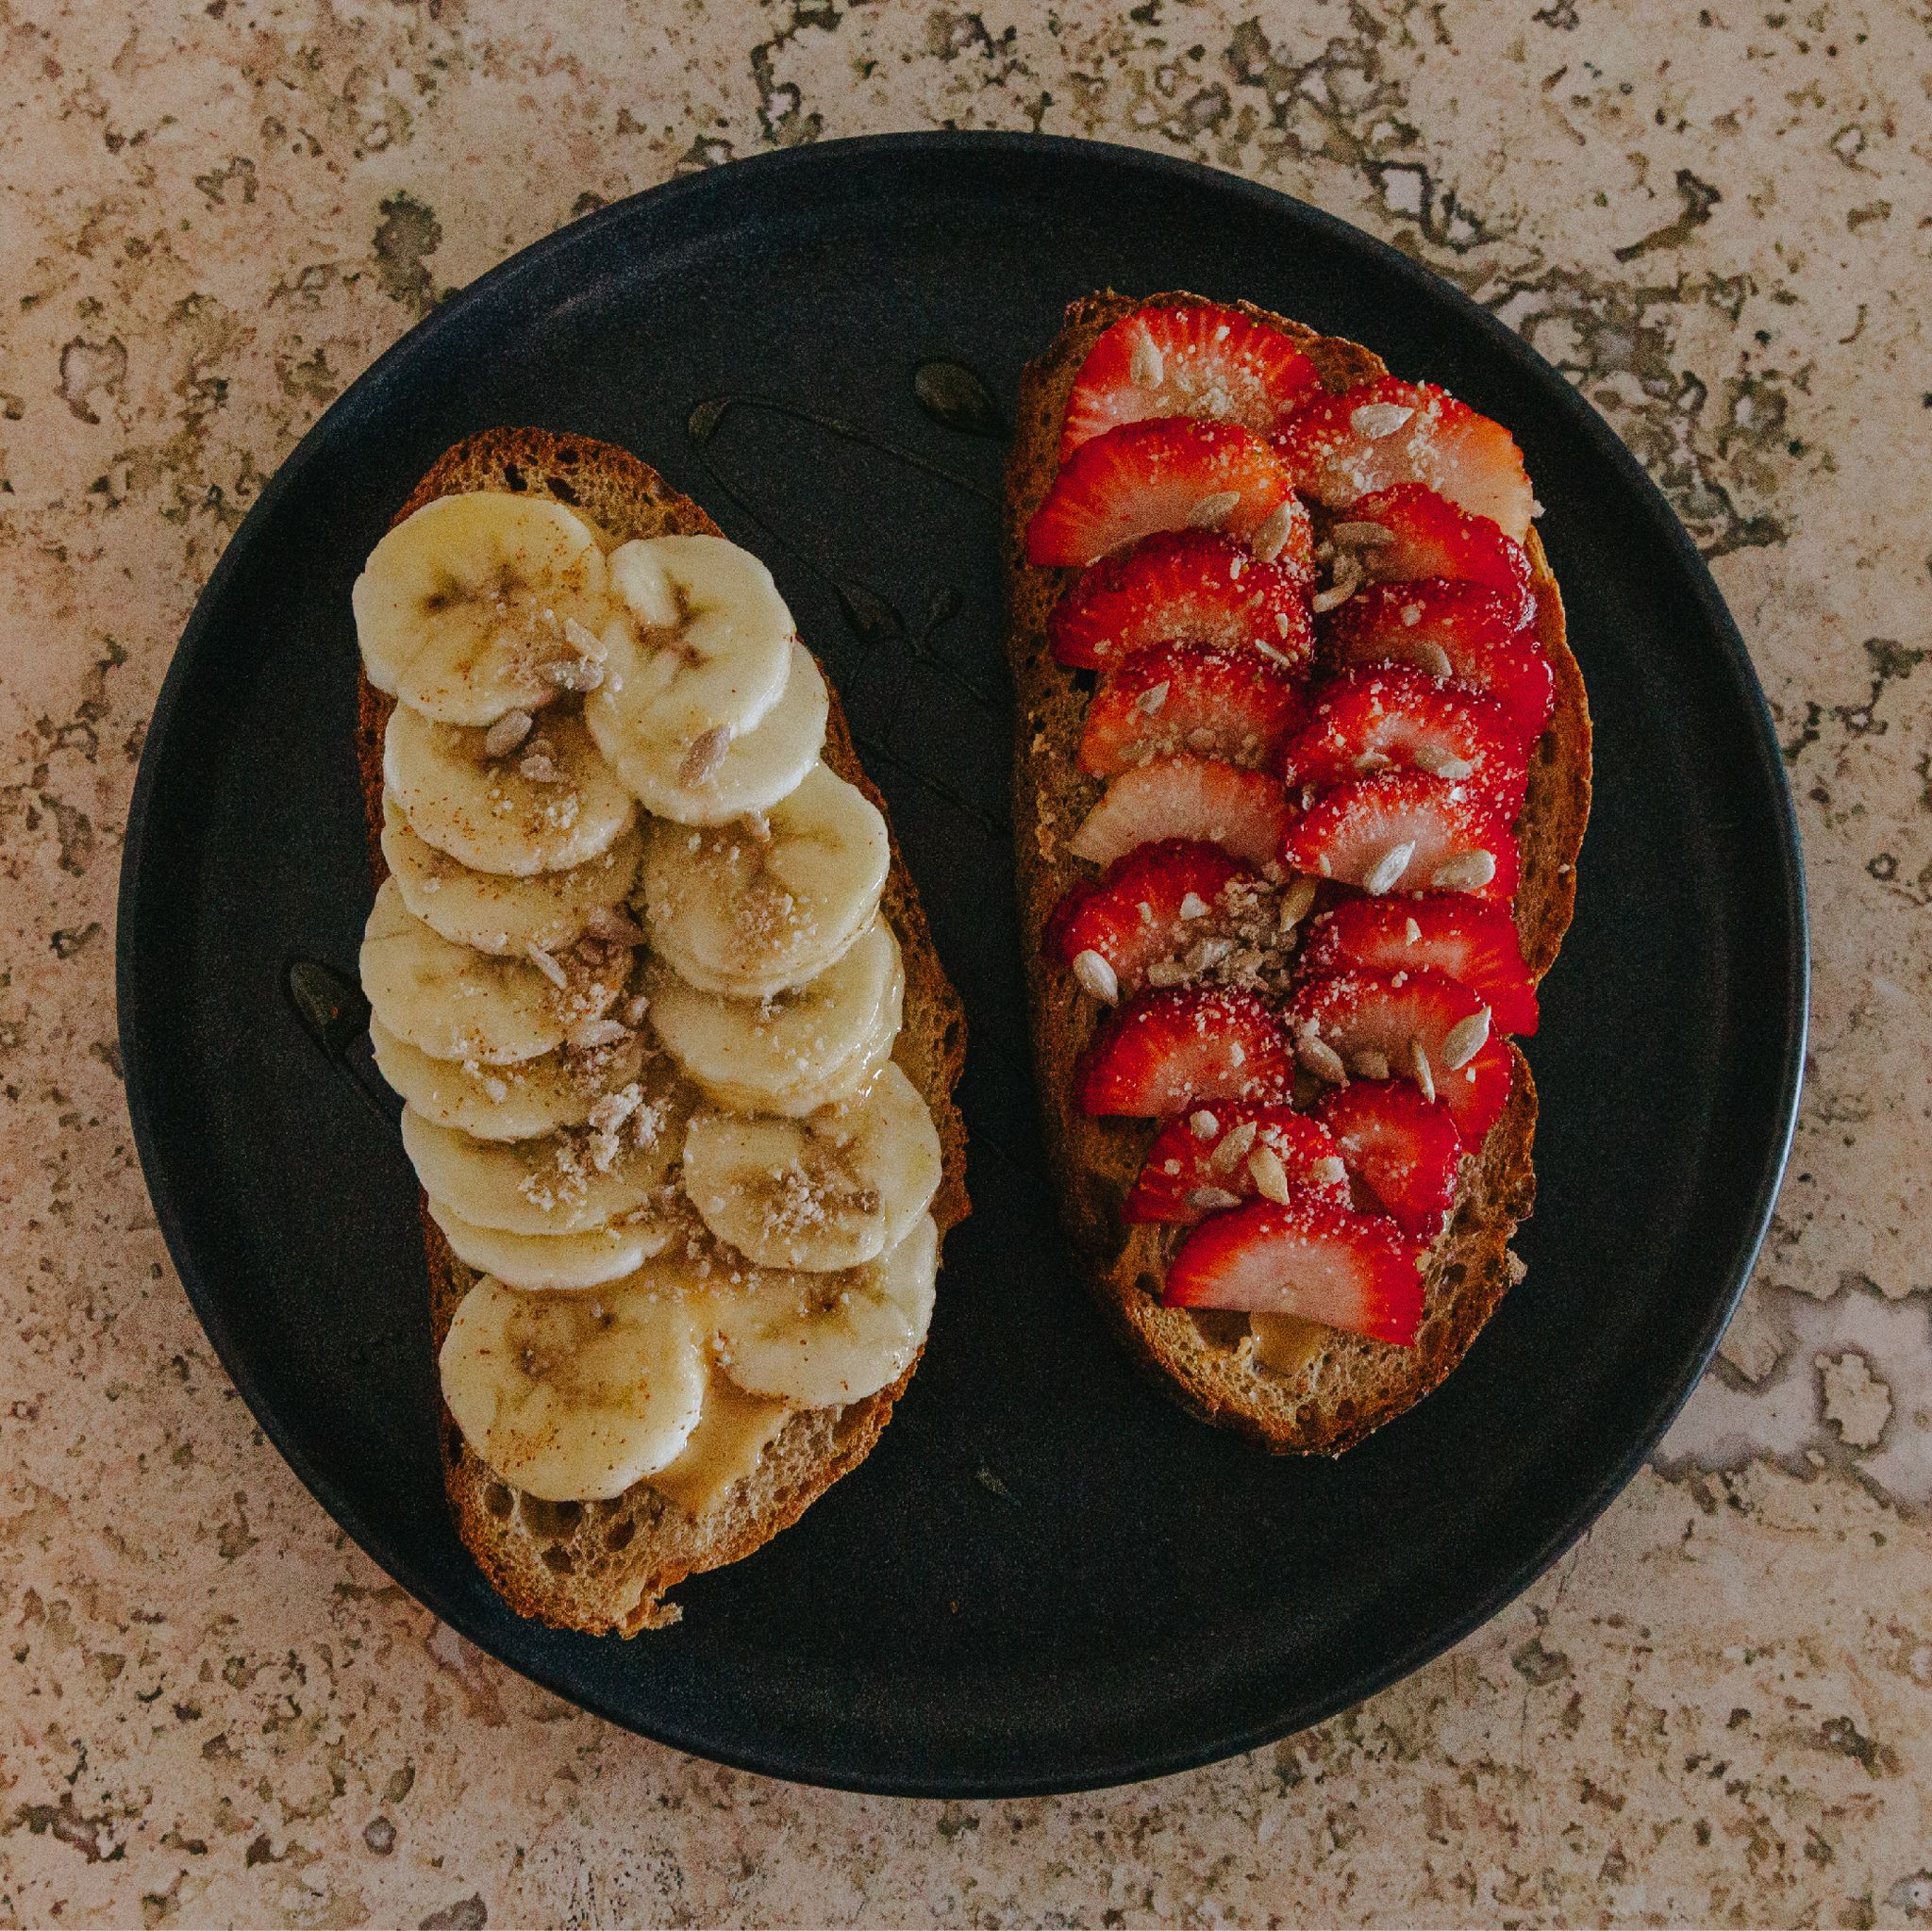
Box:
[1144,957,1191,988]
[1278,875,1318,930]
[1212,1120,1258,1173]
[1441,1008,1491,1071]
[1413,743,1476,781]
[1350,402,1416,440]
[1430,849,1497,891]
[679,724,732,787]
[483,708,535,757]
[1134,680,1172,716]
[1350,1049,1391,1081]
[1186,1186,1243,1213]
[1247,1143,1291,1205]
[1072,948,1120,1005]
[561,615,606,657]
[1361,840,1416,896]
[525,943,568,989]
[1414,641,1455,679]
[1407,1035,1437,1103]
[1187,491,1241,529]
[1329,520,1395,548]
[1311,556,1363,614]
[1295,1028,1348,1085]
[1250,500,1298,563]
[568,1015,631,1052]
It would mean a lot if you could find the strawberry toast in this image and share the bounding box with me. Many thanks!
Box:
[1006,293,1591,1453]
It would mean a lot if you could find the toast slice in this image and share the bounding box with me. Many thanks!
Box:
[1005,293,1591,1455]
[356,427,969,1631]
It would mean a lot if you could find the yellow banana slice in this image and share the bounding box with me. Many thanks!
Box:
[641,763,890,998]
[384,706,635,877]
[381,793,642,956]
[647,917,904,1116]
[427,1200,672,1290]
[681,1063,941,1271]
[354,493,611,726]
[589,638,828,825]
[707,1214,938,1407]
[439,1275,706,1500]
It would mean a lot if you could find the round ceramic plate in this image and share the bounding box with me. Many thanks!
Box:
[118,134,1806,1796]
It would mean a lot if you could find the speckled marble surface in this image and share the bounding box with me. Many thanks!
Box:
[3,1,1930,1923]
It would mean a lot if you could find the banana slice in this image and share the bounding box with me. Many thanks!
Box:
[361,879,565,1064]
[590,638,828,825]
[439,1275,706,1499]
[354,493,611,726]
[382,793,642,957]
[641,763,890,998]
[384,706,635,877]
[708,1214,938,1407]
[369,1013,644,1140]
[682,1063,941,1271]
[427,1200,672,1290]
[648,916,903,1116]
[399,1092,686,1237]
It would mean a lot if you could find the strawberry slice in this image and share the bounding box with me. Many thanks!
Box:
[1274,377,1535,541]
[1301,894,1539,1035]
[1316,1079,1465,1240]
[1068,756,1289,870]
[1277,770,1519,901]
[1081,642,1308,776]
[1163,1196,1424,1347]
[1124,1103,1350,1225]
[1026,419,1293,568]
[1323,580,1555,741]
[1285,966,1492,1107]
[1047,839,1258,998]
[1059,304,1323,460]
[1048,530,1315,671]
[1275,664,1530,822]
[1076,986,1293,1118]
[1335,484,1534,627]
[1435,1035,1514,1143]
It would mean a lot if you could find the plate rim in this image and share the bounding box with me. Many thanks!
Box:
[116,128,1809,1797]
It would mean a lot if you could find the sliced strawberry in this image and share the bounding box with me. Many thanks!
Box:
[1277,770,1519,901]
[1081,643,1308,776]
[1285,966,1492,1107]
[1300,895,1539,1035]
[1048,530,1315,672]
[1068,756,1289,870]
[1125,1103,1350,1225]
[1435,1036,1514,1143]
[1274,376,1535,541]
[1026,419,1293,569]
[1059,303,1324,460]
[1076,986,1293,1118]
[1323,580,1555,741]
[1337,485,1534,627]
[1163,1196,1424,1347]
[1275,664,1529,822]
[1047,839,1257,998]
[1316,1080,1464,1240]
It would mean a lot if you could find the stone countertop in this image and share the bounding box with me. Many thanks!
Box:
[3,1,1929,1923]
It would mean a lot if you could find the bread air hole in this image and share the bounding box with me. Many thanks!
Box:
[541,1545,575,1575]
[482,1483,514,1521]
[603,1517,636,1553]
[521,1496,582,1540]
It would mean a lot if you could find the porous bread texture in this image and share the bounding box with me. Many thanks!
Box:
[356,426,969,1633]
[1004,291,1591,1455]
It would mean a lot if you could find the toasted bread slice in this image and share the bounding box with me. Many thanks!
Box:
[1005,293,1590,1455]
[356,427,968,1631]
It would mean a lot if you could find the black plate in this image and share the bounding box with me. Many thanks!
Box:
[118,134,1806,1796]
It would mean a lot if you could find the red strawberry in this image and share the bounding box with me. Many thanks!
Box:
[1076,986,1293,1118]
[1047,840,1258,998]
[1274,377,1535,541]
[1080,642,1308,777]
[1163,1196,1424,1347]
[1068,756,1289,870]
[1277,770,1519,901]
[1048,530,1315,671]
[1124,1103,1350,1225]
[1026,419,1293,568]
[1284,966,1492,1107]
[1336,485,1534,627]
[1435,1036,1514,1143]
[1059,304,1323,461]
[1300,895,1539,1035]
[1316,1080,1464,1240]
[1323,580,1555,741]
[1274,664,1530,822]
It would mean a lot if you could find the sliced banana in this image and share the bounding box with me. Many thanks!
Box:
[682,1063,941,1272]
[400,1095,686,1237]
[428,1200,672,1290]
[641,763,890,998]
[361,879,564,1065]
[369,1013,644,1140]
[590,637,828,825]
[439,1275,706,1500]
[382,793,642,957]
[648,916,903,1116]
[354,493,611,726]
[708,1214,938,1407]
[384,706,635,877]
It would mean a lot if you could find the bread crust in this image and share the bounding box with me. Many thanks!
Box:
[1003,292,1591,1455]
[356,427,969,1631]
